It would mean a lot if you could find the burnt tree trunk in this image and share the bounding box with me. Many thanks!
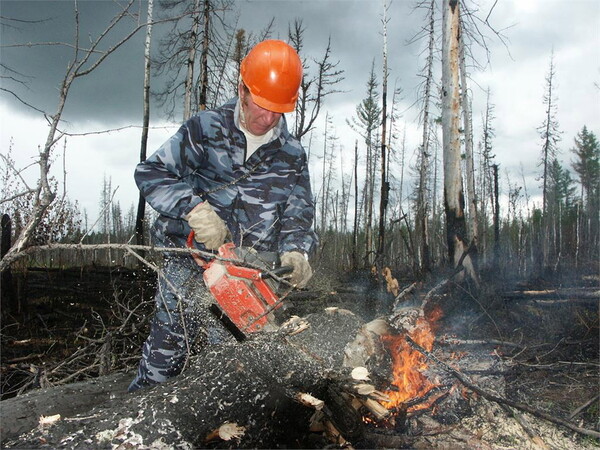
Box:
[492,163,500,267]
[441,0,467,266]
[441,0,477,284]
[3,310,387,449]
[376,0,389,262]
[0,372,133,442]
[1,214,16,315]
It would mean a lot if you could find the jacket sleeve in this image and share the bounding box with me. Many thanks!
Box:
[134,120,205,219]
[278,155,318,256]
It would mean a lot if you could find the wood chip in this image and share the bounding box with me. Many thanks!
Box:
[355,383,376,395]
[351,366,370,381]
[205,422,246,442]
[38,414,61,429]
[289,322,310,336]
[325,307,355,316]
[296,392,325,410]
[369,390,391,402]
[217,422,246,441]
[281,316,310,335]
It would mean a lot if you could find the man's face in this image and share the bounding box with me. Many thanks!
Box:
[239,84,282,136]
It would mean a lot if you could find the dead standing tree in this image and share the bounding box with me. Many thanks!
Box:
[347,63,381,267]
[152,0,234,120]
[459,15,479,268]
[440,0,477,280]
[376,0,390,264]
[0,1,152,273]
[288,19,345,141]
[135,0,155,250]
[413,0,436,277]
[537,52,562,271]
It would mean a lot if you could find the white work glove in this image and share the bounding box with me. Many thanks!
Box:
[280,251,312,288]
[185,201,228,250]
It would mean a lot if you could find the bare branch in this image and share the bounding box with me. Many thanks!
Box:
[0,87,49,115]
[0,152,35,190]
[0,189,37,206]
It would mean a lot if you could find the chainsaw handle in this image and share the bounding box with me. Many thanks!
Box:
[261,265,294,280]
[186,230,209,268]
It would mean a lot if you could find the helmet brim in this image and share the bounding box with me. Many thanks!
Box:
[250,92,297,114]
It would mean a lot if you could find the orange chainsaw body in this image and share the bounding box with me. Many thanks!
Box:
[187,234,285,340]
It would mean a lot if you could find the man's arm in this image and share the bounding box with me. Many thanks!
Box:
[278,156,318,256]
[134,120,205,219]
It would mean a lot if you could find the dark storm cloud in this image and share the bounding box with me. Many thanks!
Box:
[1,0,599,221]
[2,0,599,164]
[1,1,150,124]
[1,0,423,127]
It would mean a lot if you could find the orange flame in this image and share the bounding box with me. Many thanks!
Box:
[381,306,443,412]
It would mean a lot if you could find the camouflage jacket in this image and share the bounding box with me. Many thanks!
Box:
[135,98,317,256]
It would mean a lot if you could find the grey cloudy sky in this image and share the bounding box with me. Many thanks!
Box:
[1,0,599,225]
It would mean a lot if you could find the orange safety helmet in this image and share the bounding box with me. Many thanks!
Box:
[240,40,303,114]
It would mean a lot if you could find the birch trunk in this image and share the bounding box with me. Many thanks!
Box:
[183,0,201,120]
[459,28,478,247]
[198,0,210,111]
[135,0,154,248]
[416,0,435,275]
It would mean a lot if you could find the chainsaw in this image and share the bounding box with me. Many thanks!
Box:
[186,231,293,341]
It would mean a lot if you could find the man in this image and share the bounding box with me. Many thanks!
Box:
[129,40,317,392]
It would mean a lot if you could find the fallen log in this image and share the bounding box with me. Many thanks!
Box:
[0,371,132,443]
[500,287,600,301]
[3,309,389,448]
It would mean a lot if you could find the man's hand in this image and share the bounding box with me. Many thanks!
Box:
[185,201,228,250]
[280,251,312,288]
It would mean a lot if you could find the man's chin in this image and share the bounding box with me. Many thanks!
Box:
[249,126,271,136]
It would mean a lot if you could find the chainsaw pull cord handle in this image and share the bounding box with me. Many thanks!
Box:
[186,230,209,268]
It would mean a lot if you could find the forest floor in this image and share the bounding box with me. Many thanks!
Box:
[1,261,598,447]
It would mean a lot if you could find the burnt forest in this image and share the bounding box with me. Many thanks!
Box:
[1,0,599,449]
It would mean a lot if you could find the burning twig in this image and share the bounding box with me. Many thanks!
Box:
[402,384,453,409]
[404,335,600,439]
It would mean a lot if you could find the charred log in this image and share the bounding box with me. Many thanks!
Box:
[0,371,132,443]
[3,309,387,448]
